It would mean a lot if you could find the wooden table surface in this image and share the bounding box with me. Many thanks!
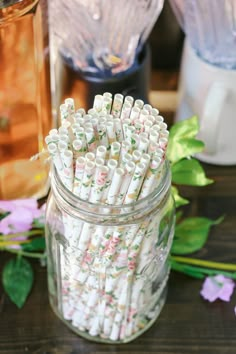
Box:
[1,71,236,354]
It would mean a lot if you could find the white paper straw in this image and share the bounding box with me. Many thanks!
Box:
[124,162,147,204]
[79,160,96,200]
[73,156,86,196]
[105,167,125,205]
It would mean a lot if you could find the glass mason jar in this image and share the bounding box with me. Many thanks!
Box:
[45,160,175,343]
[0,0,51,199]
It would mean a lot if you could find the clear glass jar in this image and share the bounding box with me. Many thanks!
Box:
[45,160,175,343]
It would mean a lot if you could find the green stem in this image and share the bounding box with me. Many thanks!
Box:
[4,248,46,259]
[171,255,236,271]
[0,229,43,240]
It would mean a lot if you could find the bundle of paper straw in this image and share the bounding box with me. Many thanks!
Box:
[46,93,172,342]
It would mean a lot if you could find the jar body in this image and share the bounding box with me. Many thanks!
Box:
[46,163,175,343]
[0,0,52,199]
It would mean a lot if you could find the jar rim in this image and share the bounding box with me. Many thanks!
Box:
[50,160,171,222]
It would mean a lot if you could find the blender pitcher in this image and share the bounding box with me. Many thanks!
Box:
[170,0,236,165]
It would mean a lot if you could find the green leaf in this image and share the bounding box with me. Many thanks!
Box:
[171,186,189,208]
[22,237,45,251]
[171,158,213,186]
[167,116,205,163]
[171,216,224,255]
[2,257,34,308]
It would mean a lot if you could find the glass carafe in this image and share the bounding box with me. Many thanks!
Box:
[0,0,52,199]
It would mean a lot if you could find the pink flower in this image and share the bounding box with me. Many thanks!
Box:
[128,260,136,270]
[0,198,42,235]
[96,170,107,186]
[200,275,235,302]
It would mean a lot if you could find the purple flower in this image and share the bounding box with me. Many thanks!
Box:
[200,275,235,302]
[0,199,42,235]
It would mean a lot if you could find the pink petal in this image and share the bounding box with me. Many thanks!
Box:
[200,275,235,303]
[0,199,37,213]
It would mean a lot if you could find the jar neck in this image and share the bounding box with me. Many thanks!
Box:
[50,160,172,225]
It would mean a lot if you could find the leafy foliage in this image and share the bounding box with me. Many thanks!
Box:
[2,257,34,308]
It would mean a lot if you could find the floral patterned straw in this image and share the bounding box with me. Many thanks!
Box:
[139,156,162,199]
[124,162,147,204]
[89,165,109,203]
[61,149,74,191]
[93,94,103,113]
[73,156,86,196]
[105,167,125,205]
[47,142,63,173]
[79,160,96,200]
[111,93,124,118]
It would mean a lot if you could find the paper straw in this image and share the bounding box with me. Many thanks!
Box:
[160,130,169,140]
[85,152,96,162]
[134,99,144,109]
[101,159,118,202]
[139,156,162,198]
[143,103,152,113]
[47,142,63,173]
[85,127,97,152]
[116,160,135,205]
[73,157,86,196]
[106,121,116,145]
[103,92,112,99]
[124,162,147,204]
[72,139,83,159]
[93,95,103,112]
[129,133,139,151]
[149,129,159,143]
[65,98,75,117]
[49,128,58,136]
[60,103,69,122]
[159,137,168,150]
[124,95,134,107]
[113,118,123,142]
[61,149,74,191]
[146,114,155,124]
[58,126,69,136]
[125,126,136,141]
[102,97,112,115]
[105,167,125,205]
[138,136,149,153]
[139,109,149,123]
[159,122,168,131]
[134,121,143,134]
[98,124,109,149]
[140,153,151,167]
[120,141,131,161]
[111,93,123,118]
[79,160,96,200]
[120,102,132,121]
[87,108,98,117]
[155,115,164,124]
[144,120,153,133]
[45,135,53,145]
[130,106,140,123]
[132,149,142,163]
[110,142,121,161]
[96,145,107,160]
[150,107,159,116]
[89,165,109,203]
[120,152,133,169]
